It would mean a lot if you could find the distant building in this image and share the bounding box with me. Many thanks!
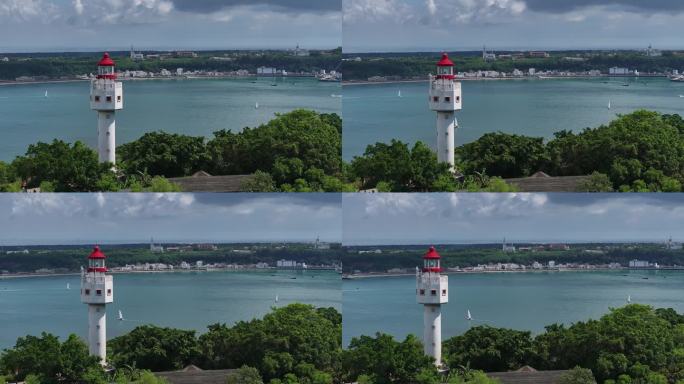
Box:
[646,44,662,57]
[150,238,164,253]
[276,259,307,269]
[502,238,516,253]
[528,68,536,76]
[1,57,8,62]
[629,259,658,268]
[175,51,198,58]
[529,51,550,58]
[609,67,630,75]
[482,45,496,61]
[129,46,144,61]
[512,69,524,77]
[257,67,277,76]
[293,44,310,57]
[548,261,556,268]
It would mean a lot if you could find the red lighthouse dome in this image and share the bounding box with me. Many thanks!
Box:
[96,53,117,80]
[436,53,455,80]
[87,245,108,272]
[422,246,442,272]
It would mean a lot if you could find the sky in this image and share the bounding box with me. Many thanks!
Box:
[343,193,684,245]
[343,0,684,52]
[0,193,341,245]
[0,0,341,52]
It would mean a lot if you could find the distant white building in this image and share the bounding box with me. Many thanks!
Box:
[482,45,496,61]
[293,44,310,57]
[646,44,662,57]
[629,259,657,268]
[528,68,536,76]
[257,67,277,75]
[502,238,516,253]
[130,46,144,61]
[548,261,556,268]
[1,57,8,62]
[150,238,164,253]
[512,69,524,77]
[609,67,630,75]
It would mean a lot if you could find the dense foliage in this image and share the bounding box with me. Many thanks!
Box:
[444,305,684,383]
[348,140,517,192]
[456,111,684,191]
[1,305,340,383]
[0,110,347,192]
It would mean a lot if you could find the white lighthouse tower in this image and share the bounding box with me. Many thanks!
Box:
[80,246,114,365]
[416,246,449,366]
[428,53,462,170]
[90,53,123,164]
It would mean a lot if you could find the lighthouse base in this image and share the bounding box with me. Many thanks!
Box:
[88,304,107,365]
[97,111,116,164]
[436,112,456,171]
[424,304,442,367]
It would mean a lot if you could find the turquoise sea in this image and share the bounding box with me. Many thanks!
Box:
[343,78,684,160]
[0,270,341,349]
[342,270,684,346]
[0,78,341,161]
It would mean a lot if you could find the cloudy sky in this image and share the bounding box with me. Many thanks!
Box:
[0,0,341,52]
[344,0,684,52]
[343,193,684,245]
[0,193,341,245]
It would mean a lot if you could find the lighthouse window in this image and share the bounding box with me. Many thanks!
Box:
[419,289,425,295]
[107,289,112,296]
[84,289,90,295]
[456,96,460,102]
[431,289,437,296]
[442,289,447,296]
[94,96,100,102]
[106,96,112,102]
[96,289,102,296]
[117,96,121,102]
[445,97,451,102]
[433,96,439,102]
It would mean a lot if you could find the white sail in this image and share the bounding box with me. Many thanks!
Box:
[66,283,70,290]
[466,309,472,321]
[44,90,48,98]
[398,90,402,97]
[627,295,631,303]
[118,310,124,320]
[255,102,259,109]
[275,294,279,303]
[607,100,611,110]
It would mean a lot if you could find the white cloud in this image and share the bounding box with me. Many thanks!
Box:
[73,0,83,15]
[0,0,59,21]
[343,0,412,23]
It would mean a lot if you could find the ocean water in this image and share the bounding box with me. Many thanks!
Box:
[343,270,684,346]
[0,270,341,348]
[343,78,684,160]
[0,78,341,161]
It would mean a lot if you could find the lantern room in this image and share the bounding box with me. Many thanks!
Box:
[96,53,117,80]
[436,53,455,80]
[423,246,442,273]
[87,246,107,273]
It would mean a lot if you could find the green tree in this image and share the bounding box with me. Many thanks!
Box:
[577,172,614,192]
[458,132,550,178]
[558,367,597,384]
[226,366,264,384]
[109,325,201,372]
[444,326,535,372]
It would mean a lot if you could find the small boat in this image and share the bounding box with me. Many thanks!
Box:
[627,295,631,304]
[330,94,343,98]
[466,309,472,321]
[275,295,279,303]
[622,83,630,87]
[255,102,259,109]
[607,100,611,110]
[66,283,70,290]
[44,90,48,98]
[679,95,684,98]
[118,310,124,321]
[398,90,402,97]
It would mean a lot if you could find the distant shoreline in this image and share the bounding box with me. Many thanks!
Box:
[342,267,675,279]
[342,74,667,86]
[0,267,326,280]
[0,74,321,87]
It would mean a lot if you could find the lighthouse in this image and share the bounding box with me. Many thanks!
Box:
[428,53,462,170]
[416,246,449,366]
[90,53,123,164]
[80,246,114,365]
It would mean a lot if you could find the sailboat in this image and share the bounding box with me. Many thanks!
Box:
[118,310,124,321]
[255,102,259,109]
[275,294,279,303]
[607,100,611,110]
[66,283,70,290]
[466,309,472,321]
[398,90,402,97]
[627,295,631,304]
[44,90,48,98]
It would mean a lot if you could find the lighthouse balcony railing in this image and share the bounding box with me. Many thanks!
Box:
[91,82,122,93]
[81,273,112,286]
[429,81,460,93]
[416,274,448,287]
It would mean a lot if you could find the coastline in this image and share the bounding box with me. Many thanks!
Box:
[342,267,671,279]
[0,267,330,280]
[0,74,321,87]
[342,74,667,86]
